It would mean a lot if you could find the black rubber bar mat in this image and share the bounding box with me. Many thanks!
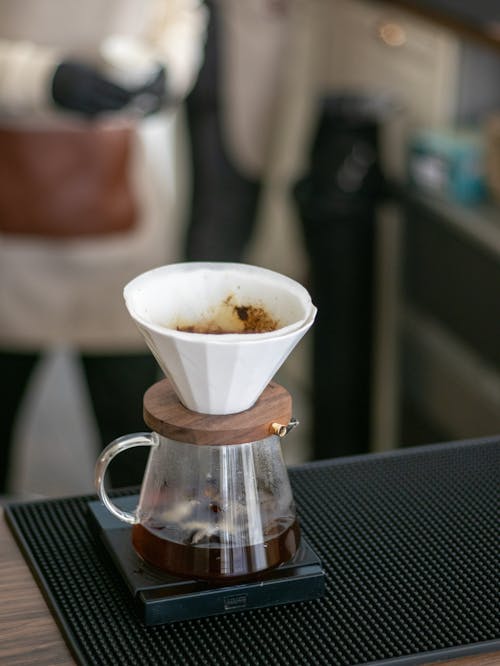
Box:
[5,438,500,666]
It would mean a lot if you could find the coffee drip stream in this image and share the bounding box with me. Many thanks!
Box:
[95,262,316,582]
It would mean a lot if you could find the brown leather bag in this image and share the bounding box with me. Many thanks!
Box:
[0,123,138,238]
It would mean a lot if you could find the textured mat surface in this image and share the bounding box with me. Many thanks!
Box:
[6,438,500,666]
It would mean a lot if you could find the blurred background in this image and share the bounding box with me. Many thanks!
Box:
[3,0,500,498]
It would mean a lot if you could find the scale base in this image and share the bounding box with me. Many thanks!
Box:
[87,496,325,626]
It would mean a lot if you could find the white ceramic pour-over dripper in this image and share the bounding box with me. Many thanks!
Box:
[124,262,316,415]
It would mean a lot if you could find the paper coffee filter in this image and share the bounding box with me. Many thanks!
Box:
[124,262,313,340]
[124,262,316,414]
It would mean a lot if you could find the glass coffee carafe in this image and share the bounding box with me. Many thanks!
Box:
[95,379,300,580]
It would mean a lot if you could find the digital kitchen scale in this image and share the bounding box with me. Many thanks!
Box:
[87,496,325,626]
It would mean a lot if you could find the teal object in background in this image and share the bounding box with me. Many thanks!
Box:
[408,128,486,205]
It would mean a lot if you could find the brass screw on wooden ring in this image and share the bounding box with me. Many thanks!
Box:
[270,422,289,438]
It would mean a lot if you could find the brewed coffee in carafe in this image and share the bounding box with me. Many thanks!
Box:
[95,263,316,581]
[132,428,300,580]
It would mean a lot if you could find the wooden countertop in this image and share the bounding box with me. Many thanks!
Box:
[381,0,500,52]
[0,508,498,666]
[0,508,73,665]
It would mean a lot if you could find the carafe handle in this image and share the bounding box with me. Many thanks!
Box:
[94,432,157,525]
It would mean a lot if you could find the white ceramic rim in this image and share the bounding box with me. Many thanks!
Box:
[124,262,316,344]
